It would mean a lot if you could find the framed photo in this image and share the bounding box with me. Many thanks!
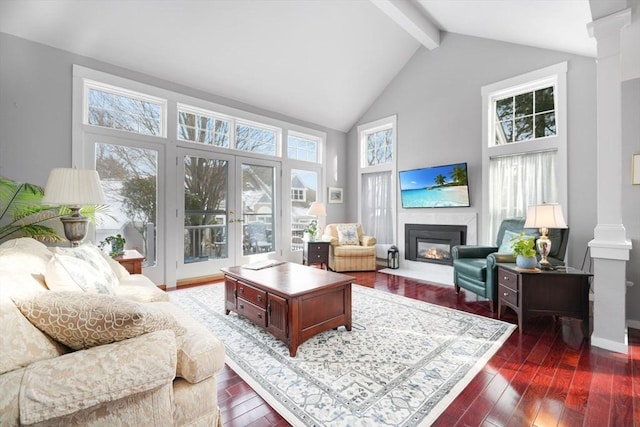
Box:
[328,187,343,204]
[634,154,640,185]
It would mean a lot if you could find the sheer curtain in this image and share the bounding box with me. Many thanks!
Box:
[488,150,558,241]
[361,171,393,244]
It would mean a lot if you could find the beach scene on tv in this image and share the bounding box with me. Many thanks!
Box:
[399,163,470,208]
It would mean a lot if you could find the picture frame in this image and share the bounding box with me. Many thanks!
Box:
[328,187,343,204]
[634,154,640,185]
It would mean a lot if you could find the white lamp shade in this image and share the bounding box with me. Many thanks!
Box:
[307,201,327,217]
[524,203,568,229]
[41,168,106,207]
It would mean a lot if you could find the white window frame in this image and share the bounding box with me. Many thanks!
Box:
[357,115,397,245]
[287,130,321,163]
[481,62,568,244]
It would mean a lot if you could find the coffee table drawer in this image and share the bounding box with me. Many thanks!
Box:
[498,268,518,292]
[237,281,267,308]
[237,299,267,327]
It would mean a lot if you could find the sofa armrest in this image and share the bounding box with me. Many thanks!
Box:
[322,235,338,246]
[19,330,177,425]
[452,245,499,259]
[361,235,376,247]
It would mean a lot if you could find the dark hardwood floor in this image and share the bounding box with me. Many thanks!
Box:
[214,270,640,427]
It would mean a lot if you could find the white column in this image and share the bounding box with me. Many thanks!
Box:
[587,8,633,354]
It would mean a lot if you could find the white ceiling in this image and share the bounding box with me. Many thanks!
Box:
[0,0,622,132]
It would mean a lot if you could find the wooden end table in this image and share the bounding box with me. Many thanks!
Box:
[302,241,330,269]
[497,263,592,335]
[114,250,145,274]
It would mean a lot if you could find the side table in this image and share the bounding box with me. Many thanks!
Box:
[114,250,145,274]
[497,263,592,335]
[303,241,330,270]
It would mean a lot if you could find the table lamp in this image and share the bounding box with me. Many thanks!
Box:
[524,203,568,270]
[307,201,327,241]
[42,168,106,247]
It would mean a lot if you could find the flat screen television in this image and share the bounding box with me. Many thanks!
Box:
[399,162,470,208]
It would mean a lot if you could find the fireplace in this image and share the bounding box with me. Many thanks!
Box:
[405,224,467,266]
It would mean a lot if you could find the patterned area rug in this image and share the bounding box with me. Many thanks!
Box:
[170,284,515,426]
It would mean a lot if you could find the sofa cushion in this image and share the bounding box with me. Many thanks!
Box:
[18,330,177,426]
[0,270,66,375]
[336,224,360,245]
[14,292,185,350]
[116,274,170,302]
[156,302,225,383]
[334,245,375,257]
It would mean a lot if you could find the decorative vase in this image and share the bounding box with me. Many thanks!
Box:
[516,254,537,269]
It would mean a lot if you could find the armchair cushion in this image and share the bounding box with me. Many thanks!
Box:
[336,224,360,245]
[14,292,185,351]
[454,258,488,282]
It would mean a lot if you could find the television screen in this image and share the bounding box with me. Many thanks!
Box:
[399,162,470,208]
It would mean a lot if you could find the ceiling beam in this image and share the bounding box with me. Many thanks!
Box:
[370,0,440,50]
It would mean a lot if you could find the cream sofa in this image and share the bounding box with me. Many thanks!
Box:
[322,223,377,272]
[0,238,225,427]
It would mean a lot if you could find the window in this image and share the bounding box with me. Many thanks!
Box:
[288,133,318,162]
[291,188,306,201]
[482,63,567,242]
[357,116,397,246]
[236,121,278,155]
[177,105,230,147]
[85,81,165,136]
[494,86,556,145]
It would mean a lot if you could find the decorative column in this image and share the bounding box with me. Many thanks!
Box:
[587,8,632,354]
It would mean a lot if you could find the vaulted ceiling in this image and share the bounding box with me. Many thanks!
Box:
[0,0,636,132]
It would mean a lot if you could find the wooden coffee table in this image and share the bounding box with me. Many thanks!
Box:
[221,262,354,356]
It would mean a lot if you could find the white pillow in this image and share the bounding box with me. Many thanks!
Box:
[336,224,360,245]
[45,254,115,295]
[53,245,119,289]
[497,230,519,254]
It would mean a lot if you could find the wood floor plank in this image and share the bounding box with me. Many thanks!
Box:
[206,269,639,427]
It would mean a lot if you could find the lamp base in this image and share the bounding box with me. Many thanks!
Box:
[60,215,89,247]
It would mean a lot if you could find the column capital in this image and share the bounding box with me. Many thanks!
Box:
[587,8,632,57]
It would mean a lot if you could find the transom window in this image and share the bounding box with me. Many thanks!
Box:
[288,133,318,162]
[364,127,393,167]
[85,81,165,136]
[493,85,556,145]
[236,121,277,155]
[177,105,230,147]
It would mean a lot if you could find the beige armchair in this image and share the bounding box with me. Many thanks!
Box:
[322,223,377,272]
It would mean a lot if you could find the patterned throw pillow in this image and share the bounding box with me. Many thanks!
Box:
[45,254,115,295]
[53,245,119,288]
[336,224,360,245]
[13,292,185,350]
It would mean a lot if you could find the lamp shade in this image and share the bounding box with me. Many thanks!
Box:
[42,168,106,207]
[524,203,568,229]
[307,201,327,217]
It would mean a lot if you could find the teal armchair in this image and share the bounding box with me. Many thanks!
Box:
[452,218,569,312]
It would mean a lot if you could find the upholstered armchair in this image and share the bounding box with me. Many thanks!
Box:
[322,223,377,272]
[452,218,569,312]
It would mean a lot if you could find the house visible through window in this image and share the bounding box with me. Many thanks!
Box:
[291,188,306,201]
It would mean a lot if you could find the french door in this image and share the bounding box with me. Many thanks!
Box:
[177,149,280,279]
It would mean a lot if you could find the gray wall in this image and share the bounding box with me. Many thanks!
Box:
[0,32,348,223]
[623,78,640,322]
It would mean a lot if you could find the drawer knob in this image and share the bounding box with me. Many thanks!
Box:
[258,314,262,319]
[239,287,244,293]
[239,304,244,309]
[258,295,262,301]
[503,276,508,281]
[503,292,509,297]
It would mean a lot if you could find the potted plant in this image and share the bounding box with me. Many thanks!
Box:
[511,232,538,269]
[304,220,318,242]
[99,234,126,257]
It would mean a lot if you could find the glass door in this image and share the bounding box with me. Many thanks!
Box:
[234,157,280,266]
[177,150,236,278]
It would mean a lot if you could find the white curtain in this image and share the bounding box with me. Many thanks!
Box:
[488,150,558,242]
[361,171,393,245]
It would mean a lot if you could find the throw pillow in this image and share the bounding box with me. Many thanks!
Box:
[45,254,115,295]
[336,224,360,245]
[498,230,537,254]
[13,292,185,350]
[53,245,119,289]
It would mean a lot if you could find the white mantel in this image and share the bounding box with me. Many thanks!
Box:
[390,211,477,286]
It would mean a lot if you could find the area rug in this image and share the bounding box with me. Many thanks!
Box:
[170,284,515,426]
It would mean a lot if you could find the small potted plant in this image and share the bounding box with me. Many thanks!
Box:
[511,232,537,269]
[99,234,126,257]
[304,220,318,242]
